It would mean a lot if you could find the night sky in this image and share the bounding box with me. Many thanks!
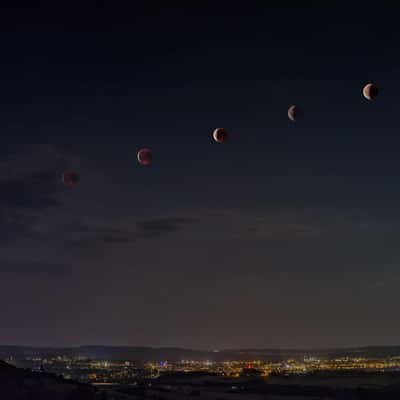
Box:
[2,1,400,349]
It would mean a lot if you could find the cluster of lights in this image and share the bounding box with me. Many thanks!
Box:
[9,353,400,386]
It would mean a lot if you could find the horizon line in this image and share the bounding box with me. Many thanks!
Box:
[1,344,400,351]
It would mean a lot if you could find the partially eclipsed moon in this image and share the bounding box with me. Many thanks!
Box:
[288,105,303,122]
[62,171,79,186]
[137,148,152,165]
[363,83,379,101]
[213,128,228,143]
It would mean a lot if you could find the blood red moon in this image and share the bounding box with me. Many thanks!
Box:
[62,171,79,186]
[137,148,153,166]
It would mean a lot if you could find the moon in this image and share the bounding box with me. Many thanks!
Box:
[62,171,79,186]
[213,128,228,143]
[363,83,379,101]
[137,148,152,166]
[288,105,303,122]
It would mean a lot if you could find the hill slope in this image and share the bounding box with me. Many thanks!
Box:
[0,360,96,399]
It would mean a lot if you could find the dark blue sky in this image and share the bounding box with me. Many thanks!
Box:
[1,1,400,349]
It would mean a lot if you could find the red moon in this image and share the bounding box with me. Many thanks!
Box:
[137,148,152,166]
[213,128,228,143]
[363,83,379,100]
[62,171,79,186]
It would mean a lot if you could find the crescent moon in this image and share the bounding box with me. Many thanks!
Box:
[213,128,227,143]
[363,83,379,100]
[288,105,302,122]
[288,105,296,121]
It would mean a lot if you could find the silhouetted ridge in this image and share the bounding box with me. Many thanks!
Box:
[3,345,400,362]
[0,360,96,399]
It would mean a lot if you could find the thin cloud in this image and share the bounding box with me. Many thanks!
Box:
[136,217,198,238]
[0,145,72,242]
[65,217,199,247]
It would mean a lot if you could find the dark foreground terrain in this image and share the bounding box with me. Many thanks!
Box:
[0,360,100,399]
[139,371,400,399]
